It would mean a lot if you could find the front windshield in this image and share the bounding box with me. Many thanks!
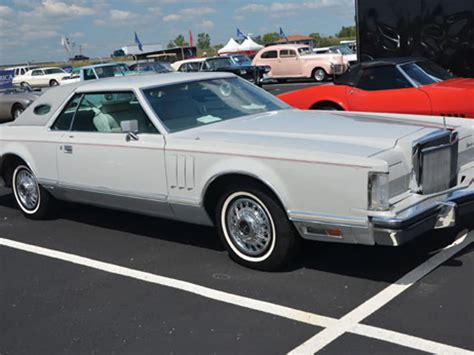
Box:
[400,61,454,86]
[232,55,252,65]
[143,77,289,133]
[332,46,353,55]
[298,47,313,56]
[44,68,65,74]
[206,58,233,69]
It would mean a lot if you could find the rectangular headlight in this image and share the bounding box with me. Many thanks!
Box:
[368,172,390,211]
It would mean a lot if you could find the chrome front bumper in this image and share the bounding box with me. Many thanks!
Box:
[372,189,474,246]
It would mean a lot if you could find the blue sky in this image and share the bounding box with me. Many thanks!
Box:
[0,0,355,65]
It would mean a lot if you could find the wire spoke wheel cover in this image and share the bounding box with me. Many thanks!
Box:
[222,192,276,262]
[13,166,41,214]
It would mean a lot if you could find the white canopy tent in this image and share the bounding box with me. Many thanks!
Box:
[238,38,264,51]
[218,38,241,54]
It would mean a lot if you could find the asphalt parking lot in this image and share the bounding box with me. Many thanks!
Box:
[1,185,473,354]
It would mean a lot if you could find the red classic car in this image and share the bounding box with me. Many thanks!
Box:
[278,58,474,119]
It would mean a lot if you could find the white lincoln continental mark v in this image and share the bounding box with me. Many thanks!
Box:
[0,72,473,270]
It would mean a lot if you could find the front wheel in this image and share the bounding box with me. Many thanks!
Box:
[12,165,56,219]
[216,184,300,270]
[313,68,327,82]
[49,79,59,87]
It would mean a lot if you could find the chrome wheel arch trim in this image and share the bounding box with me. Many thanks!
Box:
[200,170,289,213]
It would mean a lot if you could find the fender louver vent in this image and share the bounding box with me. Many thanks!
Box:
[169,154,195,190]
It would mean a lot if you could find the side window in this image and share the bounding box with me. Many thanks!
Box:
[84,69,96,81]
[31,70,43,76]
[280,50,296,58]
[261,50,278,59]
[51,94,83,131]
[70,92,159,134]
[357,66,412,91]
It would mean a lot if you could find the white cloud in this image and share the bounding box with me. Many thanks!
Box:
[0,5,14,16]
[162,6,215,22]
[181,7,215,16]
[40,0,95,16]
[239,0,341,13]
[199,20,214,30]
[240,4,267,12]
[163,13,182,22]
[109,9,132,20]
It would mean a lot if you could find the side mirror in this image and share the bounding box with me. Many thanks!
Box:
[120,120,139,141]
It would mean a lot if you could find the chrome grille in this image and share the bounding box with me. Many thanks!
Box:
[332,64,345,74]
[413,131,458,195]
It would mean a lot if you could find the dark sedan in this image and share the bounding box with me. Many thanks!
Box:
[175,57,269,86]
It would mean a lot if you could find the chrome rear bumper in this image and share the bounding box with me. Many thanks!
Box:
[372,189,474,246]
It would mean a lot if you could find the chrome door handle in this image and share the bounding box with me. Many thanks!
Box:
[64,145,73,154]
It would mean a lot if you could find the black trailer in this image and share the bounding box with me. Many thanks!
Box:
[357,0,474,77]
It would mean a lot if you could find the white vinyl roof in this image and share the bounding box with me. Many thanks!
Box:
[11,72,235,127]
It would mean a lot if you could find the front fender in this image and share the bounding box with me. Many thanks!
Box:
[278,84,350,110]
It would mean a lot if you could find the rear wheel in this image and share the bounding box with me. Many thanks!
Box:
[216,183,300,270]
[313,68,327,82]
[12,165,56,219]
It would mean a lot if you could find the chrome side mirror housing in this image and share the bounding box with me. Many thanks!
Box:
[120,120,139,141]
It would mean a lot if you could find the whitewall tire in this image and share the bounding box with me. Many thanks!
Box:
[12,165,55,219]
[216,183,300,270]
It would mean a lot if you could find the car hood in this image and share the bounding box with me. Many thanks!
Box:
[175,109,437,158]
[426,78,474,90]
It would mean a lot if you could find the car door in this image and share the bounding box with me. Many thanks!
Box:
[346,66,432,115]
[259,50,280,77]
[54,90,172,218]
[278,49,301,76]
[30,69,46,86]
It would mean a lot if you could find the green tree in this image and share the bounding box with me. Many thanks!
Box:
[336,26,356,38]
[197,32,211,49]
[308,32,322,41]
[174,34,189,47]
[167,40,175,49]
[261,32,280,44]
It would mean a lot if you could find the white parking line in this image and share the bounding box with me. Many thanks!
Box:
[289,231,474,354]
[1,232,472,355]
[0,237,336,329]
[352,324,474,355]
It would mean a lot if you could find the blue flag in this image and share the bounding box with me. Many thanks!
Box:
[134,31,143,51]
[279,27,288,41]
[236,28,247,40]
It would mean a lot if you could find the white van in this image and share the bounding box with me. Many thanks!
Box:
[5,66,39,77]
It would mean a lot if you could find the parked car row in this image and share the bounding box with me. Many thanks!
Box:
[0,72,472,270]
[172,56,270,86]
